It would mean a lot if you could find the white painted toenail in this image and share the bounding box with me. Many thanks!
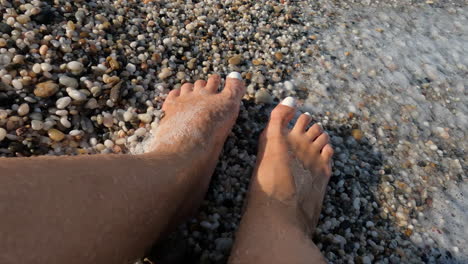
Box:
[280,97,296,108]
[227,72,242,80]
[304,112,311,116]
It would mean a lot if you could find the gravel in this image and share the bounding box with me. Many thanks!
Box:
[0,0,466,264]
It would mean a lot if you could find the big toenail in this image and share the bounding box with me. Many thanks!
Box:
[304,112,311,116]
[280,97,296,108]
[227,72,242,80]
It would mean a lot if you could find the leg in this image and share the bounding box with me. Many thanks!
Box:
[0,73,245,264]
[229,98,334,263]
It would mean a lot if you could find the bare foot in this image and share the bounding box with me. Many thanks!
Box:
[147,72,245,222]
[228,98,333,263]
[254,97,334,234]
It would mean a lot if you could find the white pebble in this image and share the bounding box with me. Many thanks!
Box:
[32,63,42,73]
[59,76,79,88]
[126,63,136,73]
[17,103,30,116]
[67,61,84,74]
[31,120,43,130]
[56,97,72,109]
[138,113,152,123]
[41,63,53,72]
[60,117,71,128]
[134,127,147,137]
[123,111,133,122]
[11,79,23,90]
[104,139,114,148]
[67,89,87,101]
[0,128,6,141]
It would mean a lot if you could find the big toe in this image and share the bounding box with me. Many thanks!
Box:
[265,97,297,136]
[223,72,246,100]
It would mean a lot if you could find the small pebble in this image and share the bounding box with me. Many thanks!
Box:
[48,129,65,141]
[34,81,59,98]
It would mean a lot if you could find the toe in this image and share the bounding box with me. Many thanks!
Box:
[267,97,297,135]
[292,112,311,134]
[222,72,246,100]
[194,80,207,92]
[205,74,221,93]
[306,123,323,141]
[166,88,181,99]
[321,144,334,159]
[312,132,329,152]
[180,83,194,95]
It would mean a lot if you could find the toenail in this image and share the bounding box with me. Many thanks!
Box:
[304,112,311,116]
[280,97,296,108]
[227,72,242,80]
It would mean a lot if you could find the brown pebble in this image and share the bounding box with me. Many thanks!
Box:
[107,56,120,71]
[252,59,263,66]
[48,129,65,141]
[351,129,363,141]
[228,55,242,66]
[34,81,59,98]
[274,52,283,61]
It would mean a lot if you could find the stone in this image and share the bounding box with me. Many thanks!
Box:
[110,81,123,103]
[0,23,13,34]
[352,129,364,141]
[59,76,79,88]
[16,15,31,24]
[17,103,29,116]
[31,120,43,131]
[32,9,54,25]
[48,129,65,141]
[134,127,147,137]
[158,68,172,80]
[274,52,284,61]
[67,61,84,74]
[255,89,274,104]
[0,127,6,141]
[56,97,72,109]
[107,57,120,71]
[228,55,242,66]
[68,89,87,101]
[34,81,59,98]
[215,237,233,254]
[126,63,136,73]
[138,113,152,123]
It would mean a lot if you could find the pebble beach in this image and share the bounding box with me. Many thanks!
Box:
[0,0,466,263]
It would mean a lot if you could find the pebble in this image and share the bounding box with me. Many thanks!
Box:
[0,128,6,141]
[32,9,55,24]
[126,63,136,73]
[134,127,147,137]
[255,89,274,104]
[16,15,30,24]
[214,238,233,254]
[138,113,152,123]
[59,76,79,89]
[228,55,243,66]
[48,129,65,141]
[0,23,13,34]
[41,63,53,72]
[158,68,172,80]
[67,89,87,101]
[34,81,59,98]
[123,111,134,122]
[103,114,114,128]
[60,117,71,128]
[56,97,72,109]
[67,61,84,74]
[17,103,30,116]
[31,120,43,131]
